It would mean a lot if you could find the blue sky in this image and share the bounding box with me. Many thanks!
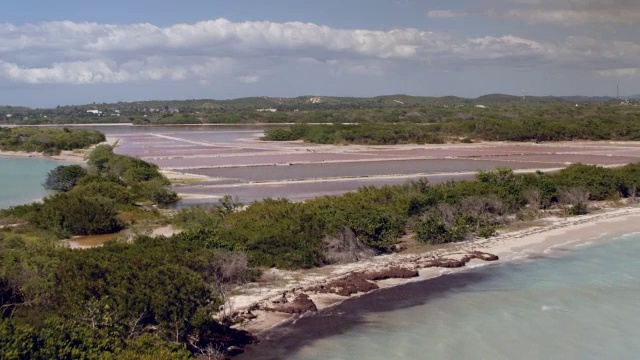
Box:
[1,0,639,107]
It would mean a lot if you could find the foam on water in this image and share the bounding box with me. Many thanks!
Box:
[244,234,640,360]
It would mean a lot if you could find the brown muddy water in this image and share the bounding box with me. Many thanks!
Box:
[68,232,124,248]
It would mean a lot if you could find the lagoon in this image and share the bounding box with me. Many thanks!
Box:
[0,156,70,209]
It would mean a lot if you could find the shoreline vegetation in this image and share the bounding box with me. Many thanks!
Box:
[0,127,105,155]
[3,124,640,358]
[234,205,640,352]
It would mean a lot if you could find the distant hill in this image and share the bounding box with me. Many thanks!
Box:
[3,93,622,113]
[560,96,618,103]
[0,105,29,114]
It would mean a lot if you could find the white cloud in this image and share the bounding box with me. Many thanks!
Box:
[491,8,640,26]
[599,68,640,78]
[427,10,468,19]
[237,75,259,83]
[0,18,637,85]
[490,0,640,26]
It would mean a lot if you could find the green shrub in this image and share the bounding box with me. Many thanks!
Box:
[565,202,589,216]
[43,165,87,192]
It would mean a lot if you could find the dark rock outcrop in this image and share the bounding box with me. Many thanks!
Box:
[423,251,499,269]
[363,267,419,281]
[311,273,379,296]
[265,294,318,314]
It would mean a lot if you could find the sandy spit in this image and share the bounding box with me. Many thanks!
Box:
[229,205,640,334]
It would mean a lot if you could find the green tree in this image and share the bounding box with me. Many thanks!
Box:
[43,165,87,192]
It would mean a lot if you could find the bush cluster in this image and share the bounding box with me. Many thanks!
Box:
[0,127,105,154]
[2,145,177,237]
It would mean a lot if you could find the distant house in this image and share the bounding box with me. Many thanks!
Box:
[5,114,12,118]
[87,109,102,115]
[257,108,278,112]
[475,105,488,109]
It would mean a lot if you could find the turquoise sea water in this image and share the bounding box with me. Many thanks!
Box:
[0,156,70,209]
[242,234,640,360]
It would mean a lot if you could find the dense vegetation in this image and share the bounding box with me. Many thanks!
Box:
[2,94,637,127]
[262,123,445,145]
[2,145,177,237]
[2,162,640,357]
[0,147,248,359]
[171,163,640,269]
[263,109,640,144]
[0,127,105,155]
[0,234,253,359]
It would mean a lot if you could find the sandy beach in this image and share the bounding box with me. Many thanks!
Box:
[228,204,640,335]
[0,149,86,162]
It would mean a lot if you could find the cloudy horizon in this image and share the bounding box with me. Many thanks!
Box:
[1,0,638,107]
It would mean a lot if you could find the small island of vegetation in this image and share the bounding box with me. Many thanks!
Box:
[0,127,105,155]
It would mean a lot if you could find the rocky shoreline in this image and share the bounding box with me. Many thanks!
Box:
[237,250,499,320]
[220,205,640,358]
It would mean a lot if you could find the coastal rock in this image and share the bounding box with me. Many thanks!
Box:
[423,251,499,269]
[232,311,258,324]
[200,325,255,357]
[265,293,318,314]
[429,258,467,268]
[363,267,419,281]
[469,251,499,261]
[312,273,379,297]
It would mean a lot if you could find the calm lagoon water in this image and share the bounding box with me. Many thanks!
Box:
[241,234,640,360]
[0,156,69,209]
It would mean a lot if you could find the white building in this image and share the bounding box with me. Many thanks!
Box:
[87,109,102,115]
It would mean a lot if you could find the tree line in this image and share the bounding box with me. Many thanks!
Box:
[262,111,640,145]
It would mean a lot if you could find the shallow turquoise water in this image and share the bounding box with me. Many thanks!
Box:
[0,156,70,209]
[244,234,640,360]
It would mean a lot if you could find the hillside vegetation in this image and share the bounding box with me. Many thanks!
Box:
[2,94,637,126]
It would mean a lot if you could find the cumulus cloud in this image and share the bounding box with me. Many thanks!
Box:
[0,18,637,85]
